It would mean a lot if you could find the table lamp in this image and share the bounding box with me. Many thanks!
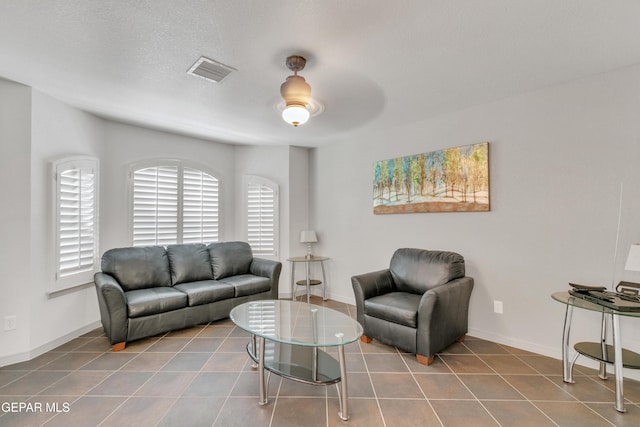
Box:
[300,230,318,259]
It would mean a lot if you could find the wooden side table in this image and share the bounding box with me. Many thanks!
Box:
[287,256,329,303]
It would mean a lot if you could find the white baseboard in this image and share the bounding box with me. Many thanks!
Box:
[0,321,102,368]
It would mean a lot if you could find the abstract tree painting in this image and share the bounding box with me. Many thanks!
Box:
[373,142,489,214]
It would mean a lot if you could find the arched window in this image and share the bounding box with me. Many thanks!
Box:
[129,161,220,246]
[52,156,99,291]
[245,175,278,257]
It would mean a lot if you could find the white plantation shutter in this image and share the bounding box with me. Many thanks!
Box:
[246,176,278,257]
[130,162,221,246]
[132,166,179,246]
[183,167,219,244]
[54,157,99,290]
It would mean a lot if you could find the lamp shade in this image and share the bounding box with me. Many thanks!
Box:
[300,230,318,243]
[625,244,640,272]
[282,105,310,127]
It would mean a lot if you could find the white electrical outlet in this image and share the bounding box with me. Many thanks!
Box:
[493,301,503,314]
[4,315,17,331]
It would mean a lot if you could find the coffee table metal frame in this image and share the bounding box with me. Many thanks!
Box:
[230,300,363,421]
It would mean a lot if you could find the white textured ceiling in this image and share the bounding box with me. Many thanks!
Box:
[1,1,640,146]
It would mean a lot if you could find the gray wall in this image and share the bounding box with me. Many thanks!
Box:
[0,83,310,365]
[310,63,640,368]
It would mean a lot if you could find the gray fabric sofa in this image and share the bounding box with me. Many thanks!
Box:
[351,248,473,365]
[94,241,281,351]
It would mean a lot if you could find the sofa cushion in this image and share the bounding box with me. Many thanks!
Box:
[208,241,253,280]
[125,287,188,318]
[364,292,422,328]
[173,280,235,306]
[219,274,271,297]
[167,244,213,285]
[101,246,171,291]
[390,249,465,294]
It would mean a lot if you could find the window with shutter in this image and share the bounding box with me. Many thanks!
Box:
[53,157,99,291]
[246,175,278,257]
[132,165,179,246]
[183,167,219,243]
[130,162,220,246]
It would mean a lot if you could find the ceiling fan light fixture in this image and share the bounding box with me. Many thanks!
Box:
[280,55,313,127]
[282,104,310,127]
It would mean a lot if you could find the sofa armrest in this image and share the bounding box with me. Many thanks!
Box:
[250,258,282,299]
[94,272,129,345]
[351,269,395,326]
[416,276,474,358]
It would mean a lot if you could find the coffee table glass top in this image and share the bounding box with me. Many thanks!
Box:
[230,300,363,347]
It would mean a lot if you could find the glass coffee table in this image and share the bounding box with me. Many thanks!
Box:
[230,300,363,421]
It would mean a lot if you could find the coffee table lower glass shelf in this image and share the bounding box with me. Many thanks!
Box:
[246,340,341,385]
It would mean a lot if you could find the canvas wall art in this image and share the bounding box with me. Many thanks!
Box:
[373,142,490,214]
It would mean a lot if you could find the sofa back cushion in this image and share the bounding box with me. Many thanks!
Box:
[101,246,171,291]
[208,241,253,279]
[390,248,465,294]
[167,243,213,285]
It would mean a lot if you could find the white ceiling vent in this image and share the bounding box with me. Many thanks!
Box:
[187,56,235,83]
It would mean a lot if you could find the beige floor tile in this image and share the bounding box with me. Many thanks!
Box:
[213,396,275,426]
[414,373,474,399]
[439,354,494,374]
[479,354,539,374]
[370,373,424,398]
[378,398,441,427]
[534,401,612,426]
[1,303,637,426]
[482,400,556,426]
[430,399,498,426]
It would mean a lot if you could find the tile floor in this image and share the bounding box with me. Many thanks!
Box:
[1,297,640,426]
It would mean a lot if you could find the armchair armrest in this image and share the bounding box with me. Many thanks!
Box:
[416,276,474,358]
[351,269,395,326]
[250,258,282,299]
[94,272,129,345]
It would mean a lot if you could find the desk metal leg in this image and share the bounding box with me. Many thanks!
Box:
[612,313,626,413]
[290,262,296,301]
[562,304,575,383]
[305,260,311,304]
[320,260,328,301]
[258,336,267,405]
[599,313,608,380]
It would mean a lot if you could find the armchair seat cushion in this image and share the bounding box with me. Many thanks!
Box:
[174,280,235,306]
[126,287,188,318]
[364,292,422,328]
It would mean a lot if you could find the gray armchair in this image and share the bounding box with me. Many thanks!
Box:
[351,248,474,365]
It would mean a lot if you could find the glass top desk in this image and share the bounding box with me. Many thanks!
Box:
[230,300,363,421]
[552,291,640,413]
